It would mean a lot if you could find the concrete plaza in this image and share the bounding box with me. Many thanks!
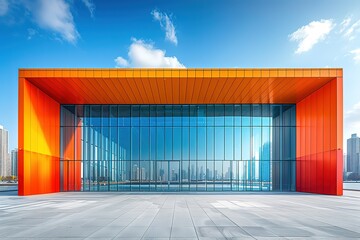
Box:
[0,191,360,239]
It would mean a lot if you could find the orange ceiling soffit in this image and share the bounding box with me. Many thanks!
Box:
[19,68,343,105]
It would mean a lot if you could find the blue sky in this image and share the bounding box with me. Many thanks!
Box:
[1,0,360,151]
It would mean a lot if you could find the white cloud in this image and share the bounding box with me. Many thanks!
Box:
[151,9,178,45]
[81,0,95,18]
[339,17,351,33]
[32,0,79,44]
[289,19,334,54]
[343,19,360,40]
[115,56,128,67]
[0,0,8,16]
[115,39,185,68]
[350,48,360,63]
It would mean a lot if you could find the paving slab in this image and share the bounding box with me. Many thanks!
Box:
[0,191,360,239]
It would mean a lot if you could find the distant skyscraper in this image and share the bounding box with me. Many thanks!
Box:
[261,142,271,182]
[11,149,18,177]
[343,154,347,173]
[347,134,360,174]
[0,125,11,177]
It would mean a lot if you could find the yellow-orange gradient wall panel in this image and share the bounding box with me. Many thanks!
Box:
[296,77,343,195]
[18,78,60,195]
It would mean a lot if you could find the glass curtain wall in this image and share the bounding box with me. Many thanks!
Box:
[60,104,296,192]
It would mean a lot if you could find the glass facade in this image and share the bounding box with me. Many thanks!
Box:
[60,104,296,192]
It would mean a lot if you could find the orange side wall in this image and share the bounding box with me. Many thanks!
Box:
[18,78,60,195]
[296,77,343,195]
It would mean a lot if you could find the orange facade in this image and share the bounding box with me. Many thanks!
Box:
[296,77,343,195]
[18,78,60,195]
[18,68,343,195]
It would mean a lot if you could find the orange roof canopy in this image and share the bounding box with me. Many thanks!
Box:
[19,68,342,104]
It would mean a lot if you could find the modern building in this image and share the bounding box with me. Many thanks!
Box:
[347,133,360,174]
[343,154,347,173]
[0,125,11,178]
[18,68,343,196]
[11,148,18,177]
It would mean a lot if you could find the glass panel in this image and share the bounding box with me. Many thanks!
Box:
[61,104,296,193]
[131,105,140,126]
[198,127,206,160]
[271,105,281,127]
[283,127,292,160]
[173,127,181,160]
[215,127,224,160]
[190,160,196,191]
[207,127,214,160]
[150,127,156,161]
[252,104,261,127]
[173,105,182,127]
[234,127,241,160]
[262,127,270,161]
[140,105,150,126]
[189,105,197,126]
[215,105,224,126]
[102,105,110,127]
[131,162,140,191]
[223,161,231,191]
[165,105,172,126]
[252,127,261,161]
[165,127,173,160]
[234,105,241,126]
[140,127,149,160]
[261,160,270,191]
[157,161,168,191]
[225,105,233,126]
[140,161,150,191]
[197,161,206,191]
[61,105,75,127]
[206,161,214,191]
[252,161,260,190]
[182,127,189,160]
[169,161,180,191]
[110,106,118,127]
[156,105,165,126]
[207,105,215,126]
[215,161,222,190]
[262,105,270,126]
[150,105,157,126]
[181,160,189,190]
[239,161,245,191]
[231,161,239,191]
[131,127,139,160]
[242,105,250,127]
[242,127,250,160]
[197,105,206,127]
[225,127,233,160]
[119,127,130,161]
[118,105,130,127]
[182,105,189,126]
[149,161,156,190]
[156,127,164,160]
[189,127,197,160]
[90,105,101,126]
